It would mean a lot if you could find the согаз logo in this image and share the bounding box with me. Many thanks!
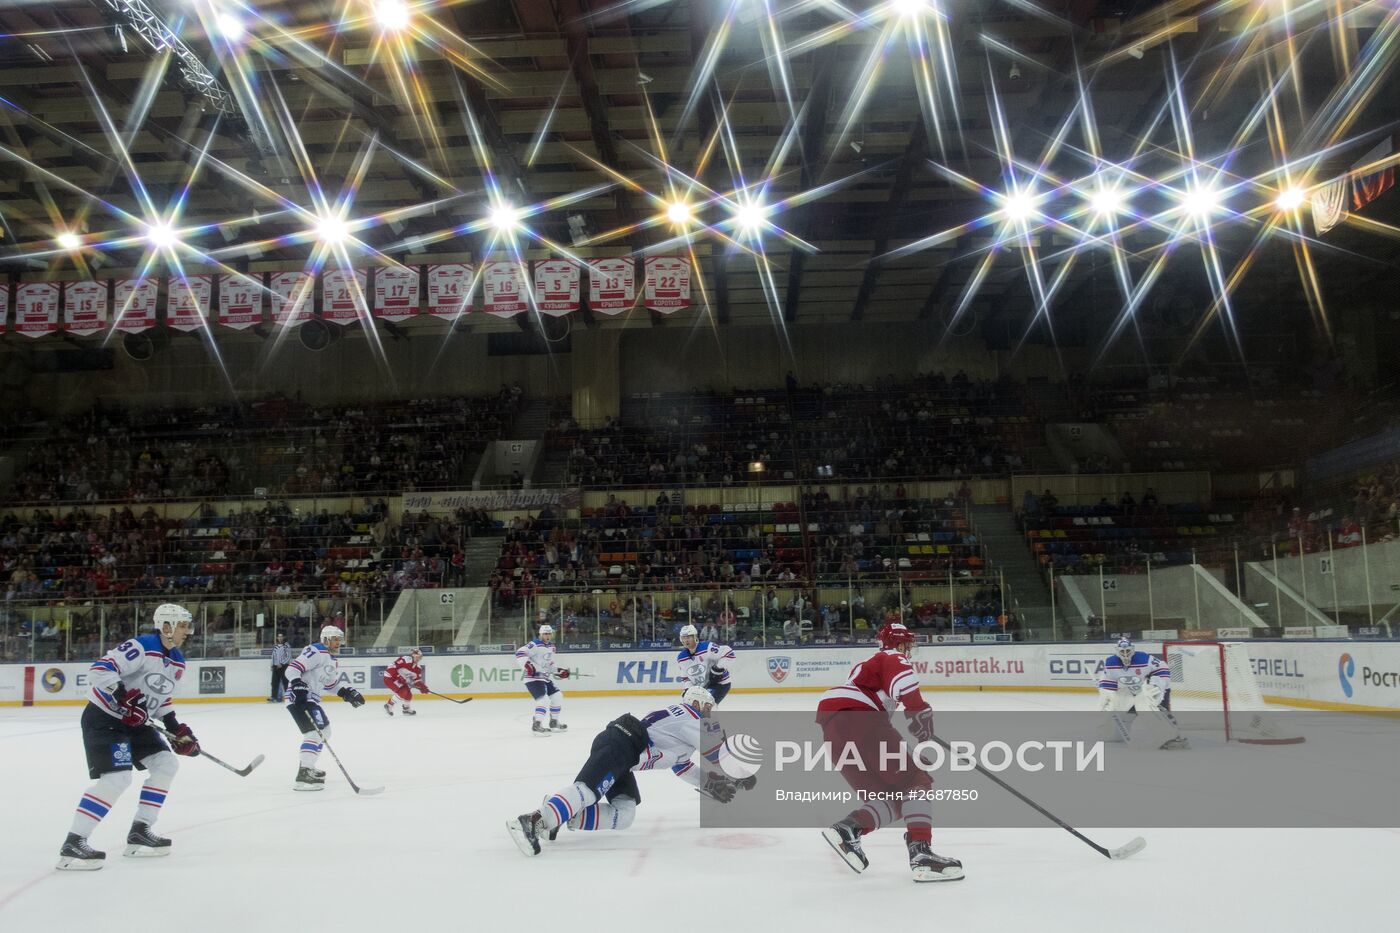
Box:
[42,668,65,693]
[718,733,763,780]
[1338,653,1355,698]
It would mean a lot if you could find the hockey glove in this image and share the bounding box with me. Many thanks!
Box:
[556,668,570,679]
[168,722,200,757]
[114,686,149,727]
[417,682,430,694]
[734,774,758,791]
[702,773,738,803]
[288,682,311,708]
[338,686,366,708]
[524,662,538,677]
[909,707,936,744]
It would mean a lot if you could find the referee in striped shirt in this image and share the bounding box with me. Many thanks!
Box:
[269,633,293,702]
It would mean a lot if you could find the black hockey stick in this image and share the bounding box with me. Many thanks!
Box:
[154,726,265,777]
[426,689,474,705]
[307,723,384,796]
[927,734,1146,861]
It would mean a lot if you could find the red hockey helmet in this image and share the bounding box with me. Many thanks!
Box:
[877,622,915,652]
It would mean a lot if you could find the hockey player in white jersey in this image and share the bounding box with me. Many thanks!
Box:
[1096,638,1188,749]
[515,624,570,736]
[56,603,202,870]
[505,687,755,856]
[676,623,735,704]
[284,625,366,790]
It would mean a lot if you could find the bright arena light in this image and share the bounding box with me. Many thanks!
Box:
[1274,187,1305,211]
[891,0,928,18]
[145,222,177,250]
[733,200,768,234]
[1180,184,1221,218]
[216,12,245,42]
[1088,185,1126,217]
[315,214,350,244]
[55,231,82,251]
[374,0,411,32]
[666,200,692,225]
[489,203,520,233]
[1000,189,1036,222]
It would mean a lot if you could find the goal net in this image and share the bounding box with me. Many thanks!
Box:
[1162,641,1305,745]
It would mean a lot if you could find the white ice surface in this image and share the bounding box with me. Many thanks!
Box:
[2,691,1393,931]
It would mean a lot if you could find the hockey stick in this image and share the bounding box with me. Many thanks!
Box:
[426,689,474,705]
[307,723,384,796]
[927,734,1146,861]
[154,726,265,777]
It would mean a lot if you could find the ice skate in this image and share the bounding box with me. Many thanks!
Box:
[821,818,869,874]
[549,718,567,732]
[294,766,325,791]
[383,701,394,716]
[124,821,172,858]
[401,707,417,716]
[506,811,544,856]
[906,833,963,882]
[1160,735,1190,750]
[55,833,105,871]
[532,721,553,737]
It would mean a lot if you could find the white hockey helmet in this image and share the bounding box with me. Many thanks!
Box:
[538,624,554,640]
[152,603,192,631]
[681,686,716,715]
[321,625,345,645]
[679,623,699,647]
[1115,637,1134,663]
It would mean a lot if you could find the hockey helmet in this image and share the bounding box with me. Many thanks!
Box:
[1115,638,1135,664]
[152,603,192,631]
[877,622,916,653]
[679,623,699,649]
[681,686,716,715]
[321,625,345,645]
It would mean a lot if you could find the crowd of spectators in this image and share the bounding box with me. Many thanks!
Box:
[5,391,520,504]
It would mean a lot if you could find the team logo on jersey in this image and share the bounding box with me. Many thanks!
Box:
[42,668,65,692]
[767,656,791,683]
[143,672,176,696]
[451,664,474,688]
[1339,653,1355,698]
[718,733,764,780]
[111,741,132,768]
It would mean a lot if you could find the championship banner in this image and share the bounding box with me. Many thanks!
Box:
[166,274,212,332]
[0,282,8,331]
[643,256,691,312]
[587,257,634,313]
[481,260,527,317]
[322,268,367,325]
[270,271,314,324]
[15,282,60,337]
[63,280,108,336]
[374,265,420,322]
[218,273,262,330]
[426,263,473,318]
[113,278,158,333]
[533,259,580,316]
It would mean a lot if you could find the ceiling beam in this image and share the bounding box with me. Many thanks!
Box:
[848,128,928,321]
[782,41,839,325]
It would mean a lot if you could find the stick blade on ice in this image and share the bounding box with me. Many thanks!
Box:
[1109,837,1147,860]
[354,784,385,796]
[236,754,266,776]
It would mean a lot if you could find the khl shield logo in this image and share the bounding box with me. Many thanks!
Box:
[1339,653,1355,698]
[767,656,791,683]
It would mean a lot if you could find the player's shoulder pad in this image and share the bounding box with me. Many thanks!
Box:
[135,633,163,651]
[1104,654,1124,668]
[676,647,690,661]
[169,646,186,665]
[310,641,326,652]
[1130,651,1153,665]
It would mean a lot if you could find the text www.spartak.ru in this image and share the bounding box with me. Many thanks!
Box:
[913,658,1025,678]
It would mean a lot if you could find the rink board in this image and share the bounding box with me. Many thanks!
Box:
[3,640,1397,712]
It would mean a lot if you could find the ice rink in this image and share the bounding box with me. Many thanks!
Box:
[2,690,1393,931]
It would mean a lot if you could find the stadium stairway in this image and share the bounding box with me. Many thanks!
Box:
[971,504,1055,636]
[462,535,505,586]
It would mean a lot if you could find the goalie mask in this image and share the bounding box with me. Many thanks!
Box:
[1116,638,1135,664]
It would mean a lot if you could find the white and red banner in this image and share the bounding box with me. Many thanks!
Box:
[482,260,527,317]
[63,280,108,336]
[15,282,60,337]
[270,271,314,325]
[643,257,690,312]
[426,263,473,318]
[322,268,367,325]
[113,278,159,333]
[533,259,580,316]
[374,266,420,322]
[218,273,262,330]
[166,274,212,332]
[587,258,634,314]
[0,282,8,331]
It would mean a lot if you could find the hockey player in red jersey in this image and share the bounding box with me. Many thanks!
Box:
[382,648,429,717]
[816,622,963,883]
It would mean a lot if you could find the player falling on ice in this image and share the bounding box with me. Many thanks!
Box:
[818,622,964,883]
[1096,638,1189,749]
[382,647,429,716]
[57,603,202,870]
[505,686,754,856]
[285,624,367,790]
[676,623,735,704]
[515,623,570,736]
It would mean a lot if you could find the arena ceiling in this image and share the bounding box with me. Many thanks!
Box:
[0,0,1396,351]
